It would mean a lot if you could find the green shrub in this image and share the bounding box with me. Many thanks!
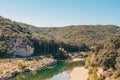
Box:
[17,61,27,69]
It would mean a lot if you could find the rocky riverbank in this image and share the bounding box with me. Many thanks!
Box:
[0,56,57,80]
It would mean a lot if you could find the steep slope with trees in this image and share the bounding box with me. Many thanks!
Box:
[0,16,89,58]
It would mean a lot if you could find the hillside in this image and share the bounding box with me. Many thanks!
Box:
[36,25,120,45]
[0,16,87,57]
[19,23,120,45]
[0,16,120,58]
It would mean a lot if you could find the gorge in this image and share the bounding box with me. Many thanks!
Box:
[0,16,120,80]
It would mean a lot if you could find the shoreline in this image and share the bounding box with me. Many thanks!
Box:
[0,57,86,80]
[0,56,57,80]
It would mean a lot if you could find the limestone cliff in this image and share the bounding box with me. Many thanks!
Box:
[7,38,34,57]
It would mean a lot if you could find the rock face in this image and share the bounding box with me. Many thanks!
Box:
[7,38,34,57]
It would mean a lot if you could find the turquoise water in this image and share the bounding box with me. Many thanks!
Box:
[12,61,84,80]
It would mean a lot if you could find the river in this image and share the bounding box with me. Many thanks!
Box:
[12,61,88,80]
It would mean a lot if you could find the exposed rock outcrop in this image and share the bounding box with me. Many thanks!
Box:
[7,38,34,57]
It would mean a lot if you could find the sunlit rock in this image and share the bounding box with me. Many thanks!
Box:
[7,38,34,57]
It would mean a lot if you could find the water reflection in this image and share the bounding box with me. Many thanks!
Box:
[12,61,85,80]
[49,72,69,80]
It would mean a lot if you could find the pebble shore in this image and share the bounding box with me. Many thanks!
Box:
[0,56,57,80]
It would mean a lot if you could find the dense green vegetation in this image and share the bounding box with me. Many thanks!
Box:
[20,24,120,45]
[85,38,120,79]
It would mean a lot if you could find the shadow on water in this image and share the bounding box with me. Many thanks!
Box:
[12,61,85,80]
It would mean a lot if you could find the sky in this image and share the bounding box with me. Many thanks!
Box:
[0,0,120,27]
